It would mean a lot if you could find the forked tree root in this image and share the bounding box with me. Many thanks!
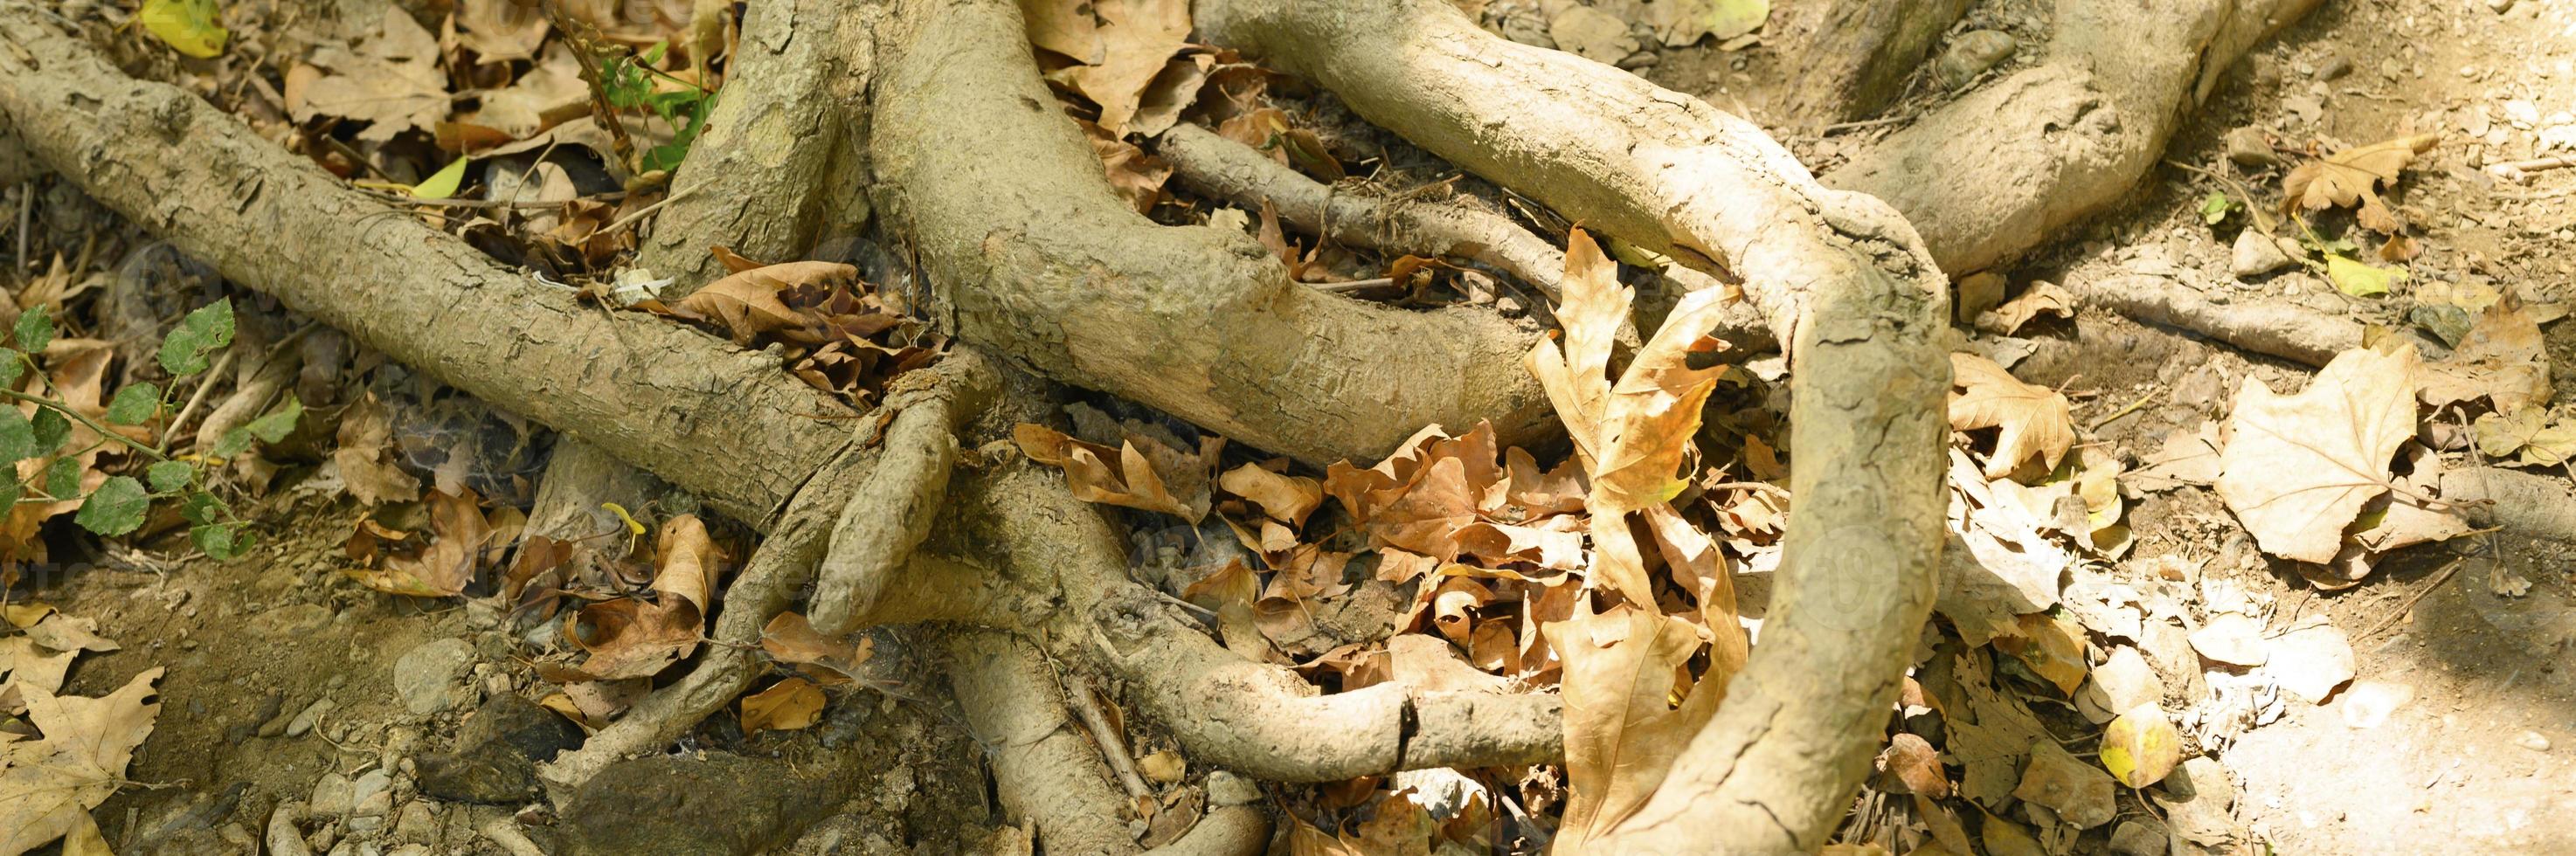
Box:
[1196,0,1950,846]
[867,0,1550,465]
[949,632,1271,856]
[1825,0,2323,273]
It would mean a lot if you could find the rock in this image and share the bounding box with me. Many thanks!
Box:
[2229,231,2297,278]
[1548,6,1636,65]
[1207,770,1259,806]
[2153,756,2236,847]
[287,698,336,738]
[2316,54,2352,81]
[267,803,314,856]
[392,638,475,715]
[1935,31,2017,88]
[250,604,336,638]
[2223,127,2278,167]
[416,693,587,804]
[1616,51,1658,71]
[2337,680,2413,729]
[386,846,430,856]
[2109,818,2169,856]
[391,801,441,843]
[350,770,394,816]
[2517,730,2552,752]
[258,701,301,738]
[2012,739,2116,830]
[310,773,356,817]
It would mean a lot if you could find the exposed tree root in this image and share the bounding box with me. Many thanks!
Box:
[867,0,1550,464]
[538,353,1000,797]
[809,377,959,635]
[1153,122,1772,351]
[1825,0,2323,273]
[2068,273,2360,367]
[1198,0,1949,846]
[523,440,667,544]
[1739,0,1971,131]
[2441,467,2576,542]
[0,5,856,525]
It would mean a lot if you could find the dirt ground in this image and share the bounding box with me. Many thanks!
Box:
[6,0,2576,853]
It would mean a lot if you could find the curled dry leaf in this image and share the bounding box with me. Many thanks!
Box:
[675,262,854,345]
[454,0,551,62]
[1027,0,1190,135]
[1875,732,1951,798]
[2418,298,2552,413]
[739,677,827,735]
[1545,603,1726,852]
[2282,133,2438,233]
[567,514,724,680]
[759,612,876,680]
[1973,281,2076,335]
[344,487,495,597]
[1014,423,1221,521]
[1948,352,2074,479]
[1218,461,1323,528]
[2213,344,2420,563]
[331,392,420,506]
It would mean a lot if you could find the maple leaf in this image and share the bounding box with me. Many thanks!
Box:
[0,668,163,854]
[1544,604,1724,851]
[2282,133,2438,233]
[1947,352,2074,479]
[294,12,449,142]
[2417,298,2551,413]
[2213,344,2420,563]
[1042,0,1190,135]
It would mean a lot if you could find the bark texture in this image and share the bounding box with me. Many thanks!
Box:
[1826,0,2323,273]
[0,3,855,525]
[2068,273,2360,367]
[1742,0,1973,129]
[867,0,1551,465]
[1198,0,1951,846]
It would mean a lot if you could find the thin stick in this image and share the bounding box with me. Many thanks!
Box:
[163,348,238,447]
[2485,155,2576,182]
[360,190,631,211]
[601,181,704,236]
[0,388,163,459]
[1060,675,1153,802]
[2364,556,2465,640]
[2088,387,2164,431]
[14,183,29,276]
[1313,276,1395,293]
[1821,114,1909,135]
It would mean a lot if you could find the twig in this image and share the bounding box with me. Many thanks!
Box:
[0,388,164,459]
[163,348,238,448]
[1061,675,1153,802]
[601,181,704,236]
[358,189,631,211]
[2483,155,2574,183]
[550,0,639,172]
[478,819,551,856]
[1312,277,1395,293]
[2364,556,2465,640]
[2087,387,2164,431]
[1821,114,1909,135]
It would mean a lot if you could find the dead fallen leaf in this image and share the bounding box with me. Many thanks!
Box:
[2213,344,2420,563]
[566,515,724,680]
[332,392,421,506]
[739,677,826,735]
[454,0,551,62]
[675,262,853,345]
[1079,119,1174,213]
[2282,133,2438,233]
[0,668,163,855]
[1974,281,2076,335]
[462,45,588,139]
[296,11,449,142]
[1545,603,1724,851]
[1875,733,1951,797]
[2418,298,2551,414]
[2262,617,2353,704]
[1056,0,1190,135]
[345,487,495,597]
[1218,461,1323,528]
[1949,352,2075,479]
[758,612,876,680]
[1015,423,1221,521]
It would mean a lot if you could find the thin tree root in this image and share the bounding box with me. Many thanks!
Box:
[807,379,961,635]
[2067,273,2359,367]
[1063,672,1155,802]
[950,631,1149,855]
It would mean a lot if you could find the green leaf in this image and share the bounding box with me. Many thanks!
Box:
[410,156,470,200]
[158,300,236,376]
[30,408,67,455]
[2198,190,2235,224]
[214,426,254,459]
[106,383,162,425]
[246,397,303,443]
[0,355,20,387]
[147,460,195,492]
[13,306,52,353]
[2325,254,2403,297]
[139,0,227,58]
[0,480,20,510]
[44,457,80,499]
[74,476,150,536]
[179,490,222,525]
[0,408,37,466]
[192,523,243,560]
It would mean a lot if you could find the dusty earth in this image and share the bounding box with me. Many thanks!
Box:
[5,0,2576,853]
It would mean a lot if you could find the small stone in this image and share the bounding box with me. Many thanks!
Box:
[2014,739,2116,830]
[2109,818,2169,856]
[258,701,301,739]
[391,801,440,843]
[2230,231,2297,278]
[310,773,356,817]
[1207,771,1260,806]
[2316,54,2352,80]
[2224,127,2278,167]
[1935,31,2017,88]
[2516,731,2552,752]
[1616,51,1659,71]
[392,639,475,715]
[287,698,336,738]
[2487,0,2515,13]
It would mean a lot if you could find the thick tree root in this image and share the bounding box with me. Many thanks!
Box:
[1736,0,1971,130]
[1197,0,1952,846]
[2442,467,2576,542]
[2068,273,2360,367]
[808,382,959,635]
[1825,0,2322,273]
[537,352,1000,797]
[0,4,855,524]
[866,0,1550,464]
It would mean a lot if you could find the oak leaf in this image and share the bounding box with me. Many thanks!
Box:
[2213,344,2420,563]
[2282,133,2438,233]
[0,668,163,854]
[1948,352,2074,479]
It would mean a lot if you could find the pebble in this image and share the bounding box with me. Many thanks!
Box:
[2224,127,2278,167]
[287,698,336,738]
[310,773,356,817]
[2316,54,2352,80]
[1935,31,2017,88]
[391,800,441,843]
[2109,818,2169,856]
[2488,0,2515,12]
[258,702,302,739]
[2230,231,2297,278]
[392,639,475,715]
[2517,731,2552,752]
[2337,680,2413,730]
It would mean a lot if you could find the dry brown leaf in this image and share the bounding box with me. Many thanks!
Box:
[0,637,79,715]
[1994,613,2088,696]
[1948,352,2074,479]
[462,45,587,139]
[454,0,551,62]
[1875,733,1951,797]
[1058,0,1191,135]
[2214,344,2420,563]
[1079,120,1174,213]
[296,11,449,142]
[0,667,163,854]
[2282,133,2438,233]
[739,677,827,735]
[2419,298,2552,413]
[346,487,494,597]
[1545,603,1724,851]
[333,392,420,506]
[1218,461,1322,527]
[567,515,724,680]
[758,612,876,680]
[675,262,852,345]
[1014,424,1219,521]
[1973,281,2076,335]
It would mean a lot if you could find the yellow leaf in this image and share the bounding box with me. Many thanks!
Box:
[2099,703,2182,788]
[2323,254,2402,298]
[409,155,470,200]
[140,0,227,58]
[738,677,826,735]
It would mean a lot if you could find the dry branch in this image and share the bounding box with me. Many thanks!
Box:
[0,4,854,525]
[866,0,1550,465]
[1197,0,1951,846]
[1825,0,2323,273]
[2067,273,2360,367]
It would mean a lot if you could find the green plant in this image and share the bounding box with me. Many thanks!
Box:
[599,42,718,174]
[0,300,293,559]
